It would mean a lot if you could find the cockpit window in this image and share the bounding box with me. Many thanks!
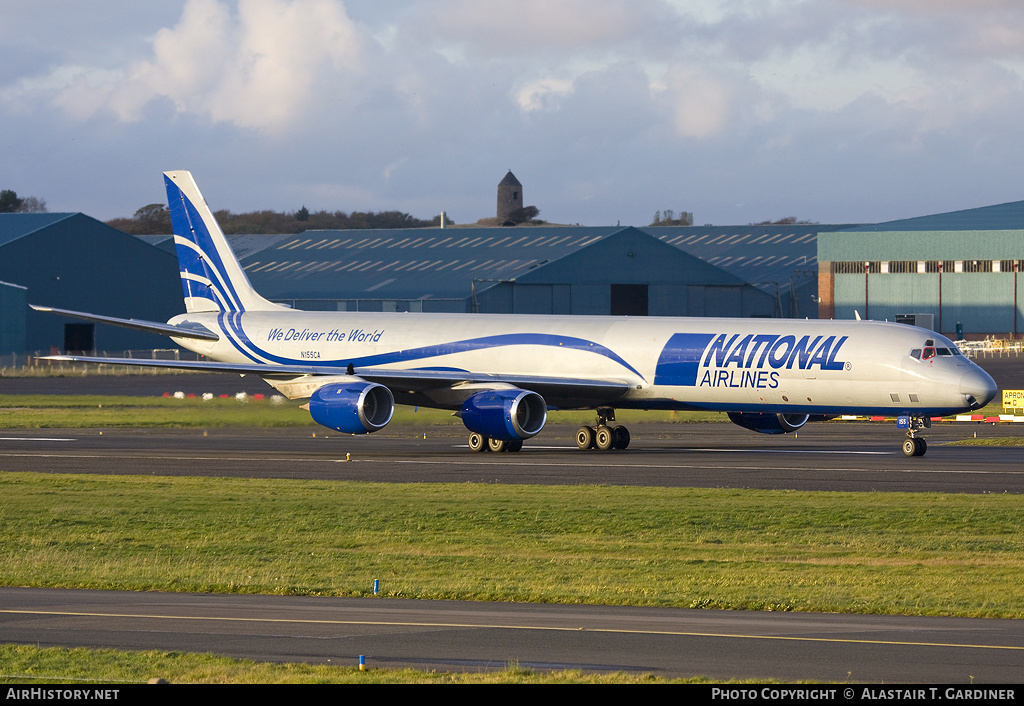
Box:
[912,340,963,360]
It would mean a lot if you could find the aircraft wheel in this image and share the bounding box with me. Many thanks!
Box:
[507,439,523,453]
[612,425,630,450]
[487,437,507,453]
[595,425,615,451]
[468,433,488,452]
[902,438,928,457]
[576,426,595,450]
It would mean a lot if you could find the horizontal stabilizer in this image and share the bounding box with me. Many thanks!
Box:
[29,305,219,341]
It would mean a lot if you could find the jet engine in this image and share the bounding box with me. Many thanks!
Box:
[307,381,395,434]
[460,389,547,441]
[727,411,810,435]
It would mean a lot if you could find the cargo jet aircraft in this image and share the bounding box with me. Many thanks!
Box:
[34,171,997,457]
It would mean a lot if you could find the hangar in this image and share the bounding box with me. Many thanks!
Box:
[817,201,1024,339]
[11,192,1024,356]
[0,213,180,355]
[644,224,854,319]
[165,226,781,318]
[0,280,27,356]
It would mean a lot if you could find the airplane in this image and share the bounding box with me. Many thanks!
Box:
[33,170,998,457]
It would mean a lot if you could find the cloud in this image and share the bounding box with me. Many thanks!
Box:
[515,78,574,112]
[7,1,1024,227]
[52,0,369,131]
[409,0,676,59]
[655,64,740,139]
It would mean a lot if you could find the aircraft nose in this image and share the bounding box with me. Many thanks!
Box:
[960,365,997,410]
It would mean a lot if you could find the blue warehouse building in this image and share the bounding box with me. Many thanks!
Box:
[0,213,180,355]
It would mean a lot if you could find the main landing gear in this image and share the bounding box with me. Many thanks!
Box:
[901,416,930,457]
[576,407,630,451]
[467,433,523,453]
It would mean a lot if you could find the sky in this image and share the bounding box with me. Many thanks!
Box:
[4,0,1024,227]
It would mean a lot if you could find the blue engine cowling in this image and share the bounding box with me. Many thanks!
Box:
[460,389,547,441]
[727,412,810,435]
[308,381,395,434]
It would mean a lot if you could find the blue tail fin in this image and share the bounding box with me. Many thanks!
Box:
[164,171,284,313]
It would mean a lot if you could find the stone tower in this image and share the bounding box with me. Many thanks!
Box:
[496,171,523,221]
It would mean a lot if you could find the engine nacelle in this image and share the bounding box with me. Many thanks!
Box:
[460,389,547,441]
[727,412,810,435]
[308,381,394,434]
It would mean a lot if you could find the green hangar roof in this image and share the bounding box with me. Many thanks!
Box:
[841,199,1024,232]
[819,199,1024,262]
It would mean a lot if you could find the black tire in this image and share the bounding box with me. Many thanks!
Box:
[487,437,507,453]
[595,426,614,451]
[902,438,917,457]
[612,425,630,450]
[469,433,488,452]
[576,426,595,450]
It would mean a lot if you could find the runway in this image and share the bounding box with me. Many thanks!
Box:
[3,373,1024,681]
[3,587,1024,682]
[2,421,1023,493]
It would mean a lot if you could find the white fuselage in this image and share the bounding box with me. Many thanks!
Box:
[170,310,996,416]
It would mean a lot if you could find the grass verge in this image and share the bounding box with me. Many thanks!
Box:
[0,644,729,684]
[2,472,1022,618]
[946,437,1024,446]
[0,395,729,428]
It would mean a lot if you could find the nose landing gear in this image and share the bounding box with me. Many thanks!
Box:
[901,416,930,457]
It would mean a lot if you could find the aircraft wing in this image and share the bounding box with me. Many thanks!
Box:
[36,354,632,404]
[353,367,632,407]
[29,305,219,342]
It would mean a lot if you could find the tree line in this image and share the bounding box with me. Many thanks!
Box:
[649,210,819,227]
[649,209,693,226]
[106,203,448,235]
[0,189,47,213]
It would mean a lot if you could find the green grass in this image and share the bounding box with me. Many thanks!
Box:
[0,644,735,684]
[0,395,312,428]
[2,472,1023,618]
[947,437,1024,446]
[0,394,730,428]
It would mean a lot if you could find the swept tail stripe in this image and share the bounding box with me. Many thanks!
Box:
[349,334,644,379]
[217,312,269,364]
[213,324,645,380]
[181,194,244,311]
[165,175,245,312]
[181,273,214,287]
